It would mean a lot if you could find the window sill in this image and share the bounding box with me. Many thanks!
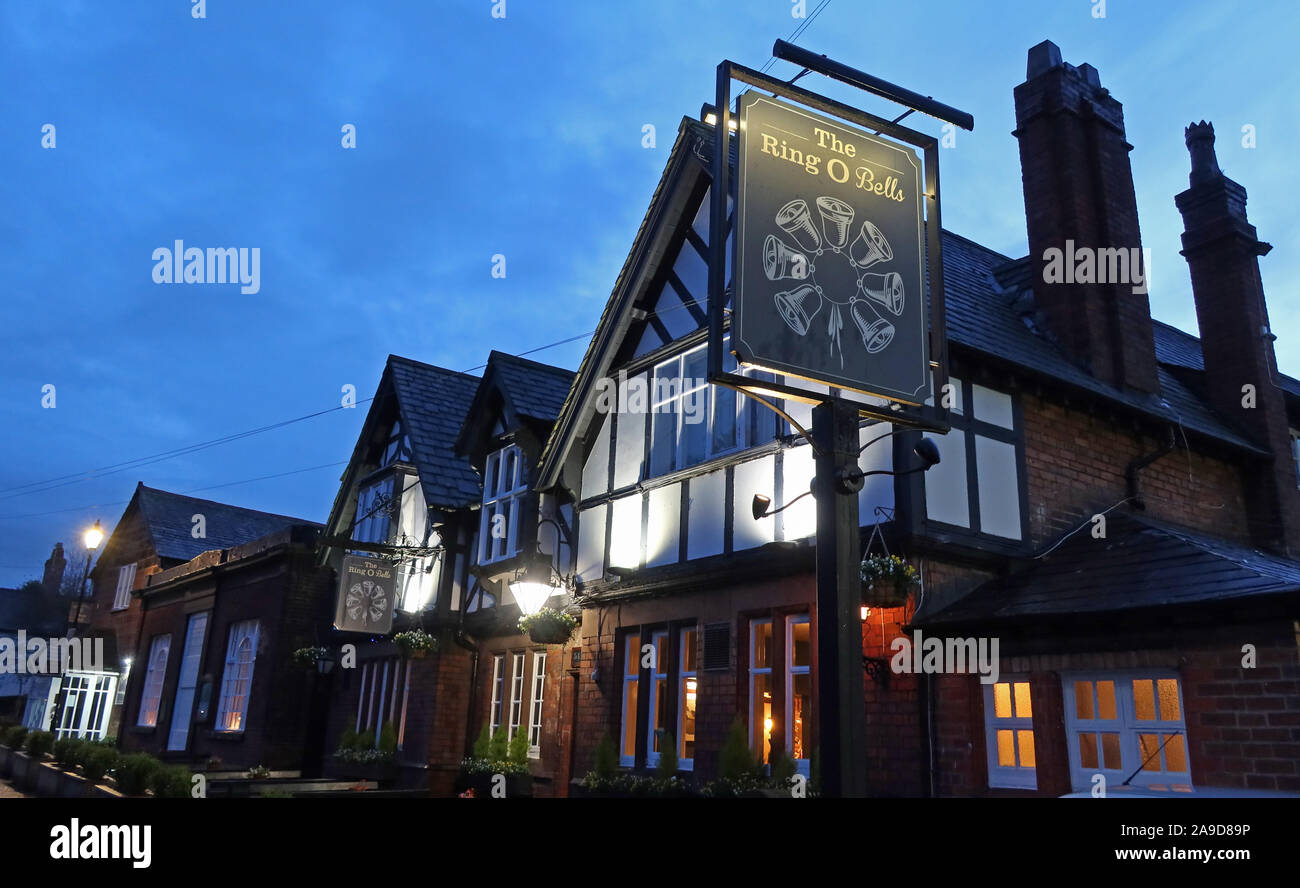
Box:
[204,729,246,742]
[129,725,157,736]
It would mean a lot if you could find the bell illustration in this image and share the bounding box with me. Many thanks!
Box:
[763,235,811,281]
[851,300,895,354]
[861,271,905,316]
[774,285,823,336]
[815,196,855,248]
[849,219,893,268]
[775,199,821,252]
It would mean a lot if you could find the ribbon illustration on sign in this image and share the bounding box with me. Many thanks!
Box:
[768,195,903,367]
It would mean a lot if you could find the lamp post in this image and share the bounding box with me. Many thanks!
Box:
[69,520,103,631]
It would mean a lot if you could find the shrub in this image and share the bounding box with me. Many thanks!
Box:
[769,750,798,787]
[113,754,161,796]
[25,730,54,759]
[149,764,192,798]
[471,724,491,759]
[592,734,617,780]
[656,733,679,778]
[3,725,28,749]
[337,726,359,752]
[356,729,375,750]
[53,738,87,769]
[488,726,508,762]
[507,726,530,765]
[378,721,398,756]
[80,746,119,783]
[718,718,759,781]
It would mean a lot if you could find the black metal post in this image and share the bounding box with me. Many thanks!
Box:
[813,400,868,798]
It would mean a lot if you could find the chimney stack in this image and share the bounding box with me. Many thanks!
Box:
[1013,40,1160,393]
[1175,121,1300,553]
[42,542,67,596]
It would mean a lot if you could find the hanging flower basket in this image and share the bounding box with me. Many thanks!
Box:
[518,608,577,645]
[291,646,329,670]
[394,629,437,659]
[859,554,919,609]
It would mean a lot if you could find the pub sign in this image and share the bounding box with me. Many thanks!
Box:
[334,555,396,634]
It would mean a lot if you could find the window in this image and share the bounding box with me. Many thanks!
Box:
[507,652,525,739]
[137,636,170,728]
[166,612,208,751]
[648,337,782,479]
[1290,429,1300,488]
[478,445,528,564]
[786,616,812,770]
[112,563,137,611]
[677,627,697,769]
[55,673,117,740]
[214,620,260,733]
[115,659,132,706]
[645,630,669,768]
[354,474,395,545]
[489,654,505,735]
[620,633,640,767]
[749,619,774,763]
[747,613,813,772]
[1062,674,1190,791]
[354,656,409,748]
[983,679,1037,789]
[923,377,1024,540]
[528,651,546,758]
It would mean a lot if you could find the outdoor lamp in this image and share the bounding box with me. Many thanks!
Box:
[751,437,942,519]
[509,557,564,617]
[84,520,104,551]
[317,649,337,675]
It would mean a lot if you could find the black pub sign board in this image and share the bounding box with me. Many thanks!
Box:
[334,555,396,634]
[733,92,931,405]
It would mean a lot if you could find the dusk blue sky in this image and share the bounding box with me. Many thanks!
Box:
[2,0,1296,587]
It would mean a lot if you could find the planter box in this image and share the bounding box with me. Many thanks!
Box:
[34,760,63,796]
[329,757,399,784]
[455,772,533,798]
[11,752,36,791]
[0,746,10,778]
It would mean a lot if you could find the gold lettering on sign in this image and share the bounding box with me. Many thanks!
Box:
[757,120,908,205]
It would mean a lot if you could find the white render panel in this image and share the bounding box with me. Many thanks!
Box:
[924,431,970,527]
[972,384,1014,429]
[613,400,646,489]
[732,455,775,551]
[782,442,817,541]
[646,483,682,567]
[576,505,607,582]
[686,471,726,560]
[581,414,611,501]
[858,423,895,521]
[608,495,644,569]
[976,436,1022,539]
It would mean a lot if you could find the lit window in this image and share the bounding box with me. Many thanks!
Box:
[645,631,669,768]
[214,620,260,733]
[353,474,395,545]
[786,615,812,770]
[528,651,546,758]
[678,627,697,770]
[749,619,773,763]
[1062,674,1190,792]
[620,633,640,766]
[478,445,528,565]
[136,636,171,728]
[166,612,208,751]
[983,678,1037,789]
[507,652,526,740]
[488,654,505,735]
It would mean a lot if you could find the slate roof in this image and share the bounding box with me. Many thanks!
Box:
[387,355,484,508]
[917,511,1300,628]
[1152,319,1300,400]
[489,351,575,423]
[134,484,318,563]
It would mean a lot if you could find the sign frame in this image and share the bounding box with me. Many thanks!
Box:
[706,60,951,434]
[333,554,398,634]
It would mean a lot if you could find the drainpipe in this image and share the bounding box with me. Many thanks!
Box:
[1125,427,1177,509]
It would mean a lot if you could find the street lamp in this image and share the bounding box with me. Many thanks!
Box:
[70,520,103,629]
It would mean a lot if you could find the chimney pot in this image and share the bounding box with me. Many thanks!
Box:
[1184,120,1221,186]
[1026,40,1063,78]
[1077,63,1101,89]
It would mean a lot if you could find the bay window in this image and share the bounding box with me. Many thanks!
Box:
[747,613,813,773]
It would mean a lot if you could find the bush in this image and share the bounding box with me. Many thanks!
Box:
[656,733,679,778]
[25,730,54,759]
[471,724,491,759]
[80,746,119,783]
[507,726,530,765]
[378,721,398,756]
[113,754,161,796]
[592,734,617,780]
[356,729,375,751]
[337,726,359,752]
[149,765,192,798]
[718,719,760,781]
[488,726,508,762]
[53,738,87,769]
[2,725,29,749]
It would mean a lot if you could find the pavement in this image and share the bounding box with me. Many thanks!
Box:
[0,779,28,799]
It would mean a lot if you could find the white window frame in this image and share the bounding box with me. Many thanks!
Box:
[478,445,527,565]
[677,626,697,771]
[785,614,812,774]
[1061,671,1191,792]
[648,337,781,479]
[982,677,1038,789]
[749,618,773,764]
[166,611,208,751]
[353,473,396,546]
[527,651,546,759]
[112,563,137,611]
[136,636,170,728]
[644,630,669,769]
[489,654,505,735]
[619,633,640,767]
[55,672,117,740]
[214,620,260,733]
[507,652,525,740]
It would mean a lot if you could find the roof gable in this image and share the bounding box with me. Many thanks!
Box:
[456,351,575,460]
[387,355,483,508]
[133,483,317,563]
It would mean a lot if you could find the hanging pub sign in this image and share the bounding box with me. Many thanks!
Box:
[732,92,932,405]
[334,555,396,634]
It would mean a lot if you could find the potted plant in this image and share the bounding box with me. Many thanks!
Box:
[331,723,398,783]
[291,645,329,669]
[859,553,919,608]
[455,724,533,798]
[517,607,577,645]
[393,629,437,659]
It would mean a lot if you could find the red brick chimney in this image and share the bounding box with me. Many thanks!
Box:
[42,542,67,596]
[1175,121,1300,554]
[1013,40,1160,393]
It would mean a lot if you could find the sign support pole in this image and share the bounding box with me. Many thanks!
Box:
[813,399,868,798]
